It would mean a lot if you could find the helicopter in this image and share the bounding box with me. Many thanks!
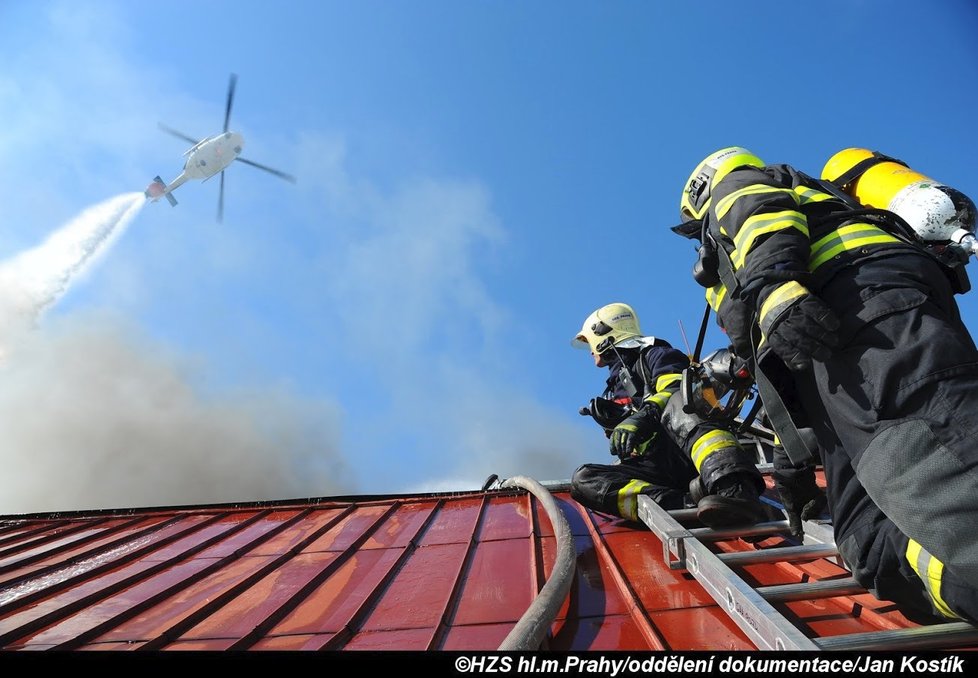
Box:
[144,74,295,222]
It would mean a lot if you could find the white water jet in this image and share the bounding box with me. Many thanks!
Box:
[0,192,143,354]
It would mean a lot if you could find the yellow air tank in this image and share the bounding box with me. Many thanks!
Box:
[822,148,976,242]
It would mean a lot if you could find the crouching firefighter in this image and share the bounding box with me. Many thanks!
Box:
[570,302,768,530]
[673,145,978,623]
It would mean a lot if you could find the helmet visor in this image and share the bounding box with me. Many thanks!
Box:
[671,219,704,240]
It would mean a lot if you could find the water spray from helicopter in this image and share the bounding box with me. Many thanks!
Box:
[0,192,144,356]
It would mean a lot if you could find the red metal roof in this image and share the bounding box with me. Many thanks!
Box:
[0,486,936,651]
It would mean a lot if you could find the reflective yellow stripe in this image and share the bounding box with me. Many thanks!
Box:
[643,374,681,410]
[715,185,799,221]
[759,281,807,328]
[907,538,922,571]
[732,211,809,269]
[706,284,727,311]
[906,539,958,619]
[617,479,650,521]
[793,185,834,204]
[808,223,901,270]
[655,373,682,392]
[925,557,956,618]
[691,430,738,471]
[646,391,671,409]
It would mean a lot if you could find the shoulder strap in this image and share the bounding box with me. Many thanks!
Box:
[799,171,971,293]
[633,345,654,398]
[750,342,815,466]
[714,237,741,297]
[632,341,676,399]
[829,151,907,191]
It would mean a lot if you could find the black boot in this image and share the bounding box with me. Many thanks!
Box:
[695,473,767,530]
[688,476,707,505]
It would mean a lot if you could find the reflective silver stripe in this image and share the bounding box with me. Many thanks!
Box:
[809,223,901,270]
[906,539,958,619]
[617,479,650,521]
[793,185,833,204]
[758,281,807,335]
[655,373,682,392]
[691,429,739,471]
[715,185,798,221]
[732,211,809,269]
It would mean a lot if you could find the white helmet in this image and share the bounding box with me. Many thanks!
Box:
[572,302,642,354]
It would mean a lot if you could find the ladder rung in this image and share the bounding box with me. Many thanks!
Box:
[666,508,699,522]
[815,621,978,651]
[638,495,819,650]
[757,576,863,602]
[688,520,790,541]
[718,543,839,566]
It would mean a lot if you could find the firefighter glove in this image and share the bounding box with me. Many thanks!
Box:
[609,403,660,459]
[774,466,827,540]
[759,281,839,372]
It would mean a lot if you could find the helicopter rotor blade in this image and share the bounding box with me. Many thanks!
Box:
[218,170,226,223]
[224,73,237,133]
[235,156,297,183]
[158,123,200,146]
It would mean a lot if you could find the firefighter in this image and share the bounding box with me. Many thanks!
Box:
[673,146,978,623]
[571,302,768,529]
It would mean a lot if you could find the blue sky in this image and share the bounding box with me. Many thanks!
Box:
[1,1,977,512]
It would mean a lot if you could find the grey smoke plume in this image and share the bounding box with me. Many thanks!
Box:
[0,194,352,514]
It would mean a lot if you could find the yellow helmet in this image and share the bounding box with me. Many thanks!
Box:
[572,302,642,354]
[679,147,765,222]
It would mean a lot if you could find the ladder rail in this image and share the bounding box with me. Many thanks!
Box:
[637,494,820,650]
[636,484,978,651]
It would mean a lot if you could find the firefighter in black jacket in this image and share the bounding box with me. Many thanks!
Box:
[674,146,978,622]
[571,302,768,529]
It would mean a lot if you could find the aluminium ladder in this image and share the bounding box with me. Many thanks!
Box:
[636,478,978,651]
